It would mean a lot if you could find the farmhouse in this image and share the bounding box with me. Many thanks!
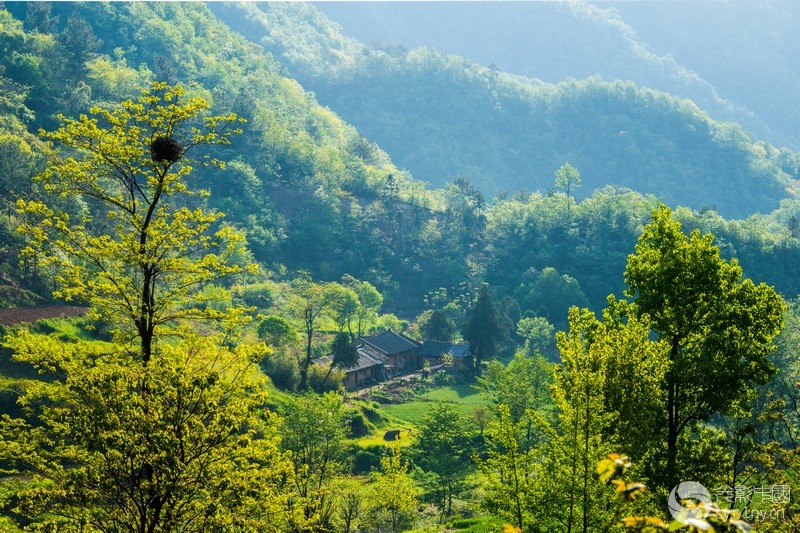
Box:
[314,343,387,389]
[419,340,471,370]
[359,331,422,374]
[314,331,471,390]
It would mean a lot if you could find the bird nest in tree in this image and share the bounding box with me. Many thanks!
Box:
[150,136,182,163]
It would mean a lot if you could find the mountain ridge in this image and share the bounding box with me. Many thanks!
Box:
[211,1,799,219]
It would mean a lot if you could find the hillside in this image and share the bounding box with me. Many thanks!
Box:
[0,1,799,318]
[316,0,800,151]
[0,2,450,310]
[213,1,800,219]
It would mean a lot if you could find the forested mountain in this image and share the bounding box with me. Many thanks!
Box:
[0,1,449,310]
[1,1,800,316]
[3,3,800,532]
[316,0,800,151]
[212,2,800,219]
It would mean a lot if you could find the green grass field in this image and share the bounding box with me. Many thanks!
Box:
[380,382,486,426]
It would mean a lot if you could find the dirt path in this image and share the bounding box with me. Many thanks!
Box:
[0,305,88,326]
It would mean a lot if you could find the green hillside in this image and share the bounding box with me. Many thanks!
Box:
[315,1,800,150]
[2,1,800,315]
[0,1,449,310]
[213,2,800,219]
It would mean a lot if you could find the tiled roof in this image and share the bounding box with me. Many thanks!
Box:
[420,341,452,358]
[358,342,389,364]
[361,330,421,355]
[313,345,387,373]
[349,349,386,372]
[420,341,470,359]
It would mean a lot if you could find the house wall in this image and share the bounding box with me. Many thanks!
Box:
[392,348,421,372]
[345,366,381,389]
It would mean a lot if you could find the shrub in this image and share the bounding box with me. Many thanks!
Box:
[344,409,372,438]
[352,444,384,475]
[261,350,300,391]
[31,320,57,335]
[432,369,452,386]
[361,404,384,425]
[232,282,275,310]
[257,315,298,347]
[307,364,344,394]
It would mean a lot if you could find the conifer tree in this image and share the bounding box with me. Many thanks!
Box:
[463,284,503,372]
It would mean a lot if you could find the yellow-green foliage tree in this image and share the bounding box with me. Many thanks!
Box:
[281,392,347,532]
[369,442,418,533]
[412,402,472,519]
[541,306,618,533]
[480,302,667,532]
[0,83,293,532]
[477,404,540,532]
[546,303,667,531]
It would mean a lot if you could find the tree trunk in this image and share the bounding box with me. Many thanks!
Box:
[666,340,680,492]
[300,308,314,390]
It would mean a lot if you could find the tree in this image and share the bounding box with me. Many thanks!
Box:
[624,206,784,490]
[515,267,590,331]
[323,331,358,383]
[281,392,347,533]
[258,314,299,347]
[477,404,544,532]
[463,284,503,372]
[58,12,102,86]
[591,297,670,472]
[554,162,582,216]
[19,81,250,363]
[479,302,667,532]
[477,352,552,427]
[0,133,39,210]
[327,282,359,334]
[412,402,471,519]
[516,316,554,355]
[338,492,363,533]
[418,308,456,342]
[444,176,486,253]
[342,274,383,338]
[290,278,338,390]
[546,306,615,533]
[24,2,59,34]
[369,443,418,532]
[2,83,292,531]
[3,332,292,532]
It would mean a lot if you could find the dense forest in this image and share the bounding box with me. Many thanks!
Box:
[0,2,799,532]
[210,2,800,218]
[315,1,800,151]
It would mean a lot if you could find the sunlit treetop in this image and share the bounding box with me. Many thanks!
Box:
[17,82,254,363]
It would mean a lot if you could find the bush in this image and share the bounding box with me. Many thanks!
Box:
[0,384,21,419]
[257,315,298,347]
[361,404,384,425]
[31,320,57,335]
[261,350,300,391]
[344,409,372,438]
[432,369,452,386]
[351,444,385,475]
[80,317,113,342]
[232,282,275,310]
[307,364,344,394]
